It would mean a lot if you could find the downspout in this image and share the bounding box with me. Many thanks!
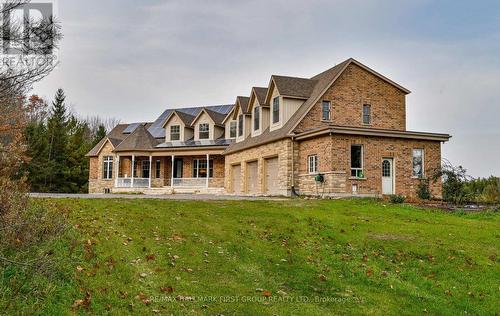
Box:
[290,136,299,197]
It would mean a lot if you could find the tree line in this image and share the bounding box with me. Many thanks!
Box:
[22,88,118,193]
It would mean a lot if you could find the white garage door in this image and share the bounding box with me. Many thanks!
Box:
[231,164,242,194]
[246,161,258,194]
[265,157,279,195]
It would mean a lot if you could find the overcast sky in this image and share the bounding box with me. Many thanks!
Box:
[32,0,500,177]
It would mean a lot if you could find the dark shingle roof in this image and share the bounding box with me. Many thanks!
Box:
[237,96,250,114]
[86,124,128,156]
[114,124,159,152]
[253,87,268,105]
[174,111,196,127]
[272,75,317,99]
[204,108,227,126]
[224,59,351,155]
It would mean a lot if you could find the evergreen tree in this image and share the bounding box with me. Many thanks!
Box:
[47,88,69,192]
[93,124,107,146]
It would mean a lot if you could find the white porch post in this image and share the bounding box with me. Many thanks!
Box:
[131,154,135,188]
[148,155,152,188]
[171,155,175,188]
[206,153,209,188]
[114,155,120,187]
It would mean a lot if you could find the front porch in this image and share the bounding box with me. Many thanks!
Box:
[112,153,225,192]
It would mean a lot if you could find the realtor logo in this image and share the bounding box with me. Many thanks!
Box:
[1,1,56,55]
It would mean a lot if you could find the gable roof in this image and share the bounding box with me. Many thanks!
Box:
[114,124,159,152]
[86,124,128,156]
[225,57,409,155]
[191,107,227,127]
[162,110,196,128]
[267,75,317,101]
[237,96,250,114]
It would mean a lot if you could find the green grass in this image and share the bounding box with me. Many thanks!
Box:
[3,198,499,315]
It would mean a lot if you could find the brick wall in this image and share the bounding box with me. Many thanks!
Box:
[296,134,442,198]
[88,141,115,193]
[295,63,407,133]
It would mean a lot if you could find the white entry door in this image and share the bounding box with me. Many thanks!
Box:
[381,158,394,195]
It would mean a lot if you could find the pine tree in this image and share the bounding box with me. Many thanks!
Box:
[93,124,107,146]
[47,88,69,192]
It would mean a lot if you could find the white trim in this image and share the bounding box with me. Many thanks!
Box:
[308,155,318,174]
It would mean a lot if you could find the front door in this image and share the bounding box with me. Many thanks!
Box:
[173,158,183,178]
[382,158,394,195]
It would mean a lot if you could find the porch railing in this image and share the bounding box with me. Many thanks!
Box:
[172,177,207,187]
[116,177,149,188]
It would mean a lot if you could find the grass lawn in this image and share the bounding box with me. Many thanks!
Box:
[3,198,499,315]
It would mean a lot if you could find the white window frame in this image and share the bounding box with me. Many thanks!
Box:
[229,121,237,138]
[170,125,180,141]
[308,155,318,174]
[350,145,364,178]
[103,156,113,179]
[412,148,425,178]
[199,123,209,139]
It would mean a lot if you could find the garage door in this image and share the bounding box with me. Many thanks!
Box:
[231,164,242,194]
[265,157,279,195]
[246,161,258,194]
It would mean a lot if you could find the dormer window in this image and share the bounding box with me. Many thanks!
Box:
[272,97,279,124]
[253,106,260,131]
[238,114,243,137]
[229,121,237,138]
[199,123,209,139]
[170,125,180,141]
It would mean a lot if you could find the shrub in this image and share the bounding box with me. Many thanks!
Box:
[389,194,405,204]
[417,178,431,200]
[482,181,500,204]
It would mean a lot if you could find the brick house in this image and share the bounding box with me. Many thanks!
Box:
[87,58,451,197]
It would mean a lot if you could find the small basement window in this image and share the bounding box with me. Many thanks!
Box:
[350,145,363,178]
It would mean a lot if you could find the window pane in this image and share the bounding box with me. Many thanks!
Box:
[199,123,209,139]
[238,115,243,136]
[254,107,260,131]
[413,149,423,177]
[322,101,330,120]
[272,97,279,123]
[142,161,150,178]
[171,125,180,141]
[351,145,362,168]
[156,160,161,178]
[230,121,237,138]
[363,105,371,124]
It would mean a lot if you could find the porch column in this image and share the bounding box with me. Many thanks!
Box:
[206,153,209,188]
[114,155,120,187]
[148,155,152,188]
[171,155,175,188]
[131,154,135,188]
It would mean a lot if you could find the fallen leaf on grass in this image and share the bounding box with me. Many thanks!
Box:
[136,292,151,305]
[263,291,271,297]
[72,291,92,310]
[146,254,156,261]
[366,268,374,277]
[161,286,174,293]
